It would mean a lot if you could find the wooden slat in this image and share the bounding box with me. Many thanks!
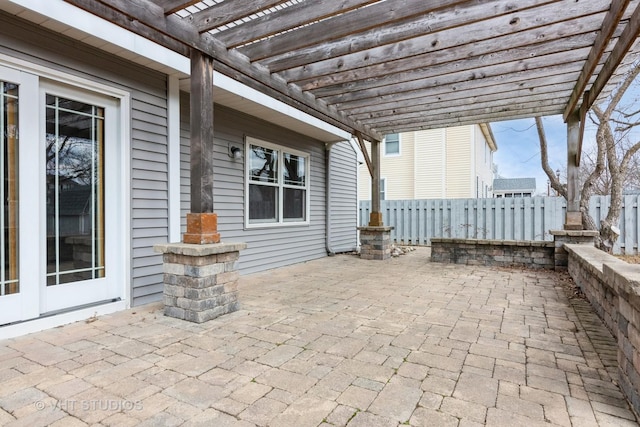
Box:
[563,0,630,119]
[215,0,379,49]
[585,2,640,112]
[377,107,563,134]
[359,97,566,126]
[260,0,521,72]
[239,0,469,62]
[316,48,589,106]
[349,84,576,122]
[335,70,577,113]
[188,0,287,33]
[284,11,607,87]
[373,99,567,129]
[154,0,200,15]
[311,35,592,99]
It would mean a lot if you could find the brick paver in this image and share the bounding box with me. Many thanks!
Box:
[0,247,637,426]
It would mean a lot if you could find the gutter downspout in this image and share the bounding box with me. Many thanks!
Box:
[326,141,339,256]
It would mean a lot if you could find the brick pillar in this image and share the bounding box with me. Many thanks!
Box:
[550,230,598,269]
[358,226,394,260]
[154,242,247,323]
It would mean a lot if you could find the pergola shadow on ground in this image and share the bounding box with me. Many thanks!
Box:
[0,248,636,426]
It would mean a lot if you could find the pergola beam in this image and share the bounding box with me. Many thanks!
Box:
[563,0,629,120]
[583,2,640,113]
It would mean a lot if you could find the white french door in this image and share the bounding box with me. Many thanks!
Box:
[0,64,125,325]
[40,82,121,313]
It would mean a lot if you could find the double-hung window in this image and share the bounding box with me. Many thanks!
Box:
[246,137,309,227]
[384,133,400,156]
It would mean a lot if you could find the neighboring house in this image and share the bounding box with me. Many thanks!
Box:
[0,2,358,335]
[493,178,537,198]
[358,124,497,200]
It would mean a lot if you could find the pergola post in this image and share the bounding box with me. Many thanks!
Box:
[154,49,246,324]
[184,49,220,244]
[369,139,383,227]
[565,112,583,230]
[358,137,393,260]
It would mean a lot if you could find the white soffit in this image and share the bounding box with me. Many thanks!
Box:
[3,0,350,143]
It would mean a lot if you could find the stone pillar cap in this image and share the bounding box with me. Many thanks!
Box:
[549,230,599,237]
[154,242,247,256]
[357,226,394,232]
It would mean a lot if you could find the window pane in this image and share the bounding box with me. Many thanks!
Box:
[385,133,399,155]
[46,96,105,286]
[249,145,278,183]
[1,81,19,296]
[249,184,278,222]
[283,153,305,186]
[283,188,305,221]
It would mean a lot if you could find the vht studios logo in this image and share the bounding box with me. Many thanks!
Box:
[35,399,143,412]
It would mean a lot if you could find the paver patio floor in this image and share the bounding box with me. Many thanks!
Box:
[0,247,637,426]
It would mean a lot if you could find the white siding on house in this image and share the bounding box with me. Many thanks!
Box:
[0,11,170,307]
[474,125,494,198]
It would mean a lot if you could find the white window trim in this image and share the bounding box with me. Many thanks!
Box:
[383,134,401,157]
[244,136,310,229]
[380,177,387,201]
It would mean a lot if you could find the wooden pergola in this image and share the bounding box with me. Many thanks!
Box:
[66,0,640,238]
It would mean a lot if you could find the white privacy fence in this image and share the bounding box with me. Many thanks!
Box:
[359,195,640,254]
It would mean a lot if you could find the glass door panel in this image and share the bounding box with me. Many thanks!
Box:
[1,80,19,298]
[45,95,105,286]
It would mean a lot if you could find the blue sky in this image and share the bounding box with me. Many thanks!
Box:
[491,115,599,195]
[490,79,640,195]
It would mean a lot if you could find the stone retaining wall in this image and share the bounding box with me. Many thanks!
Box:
[430,238,555,269]
[565,244,640,416]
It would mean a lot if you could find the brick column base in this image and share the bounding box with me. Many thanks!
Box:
[358,226,394,260]
[154,242,247,323]
[550,230,598,270]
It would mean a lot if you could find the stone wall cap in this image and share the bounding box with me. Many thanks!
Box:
[431,238,553,247]
[357,226,394,232]
[154,242,248,256]
[549,230,599,237]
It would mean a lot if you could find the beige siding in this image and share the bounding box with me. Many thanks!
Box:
[382,133,414,199]
[414,129,445,199]
[445,126,472,198]
[357,134,415,200]
[358,124,492,201]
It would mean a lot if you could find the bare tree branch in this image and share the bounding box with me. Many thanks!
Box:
[535,117,567,199]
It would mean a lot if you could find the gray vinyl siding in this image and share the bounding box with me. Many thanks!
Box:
[328,142,358,252]
[0,12,169,306]
[180,93,328,274]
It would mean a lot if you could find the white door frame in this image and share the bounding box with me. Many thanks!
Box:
[0,56,131,327]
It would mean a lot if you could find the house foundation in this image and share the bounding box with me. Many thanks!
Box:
[154,242,247,323]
